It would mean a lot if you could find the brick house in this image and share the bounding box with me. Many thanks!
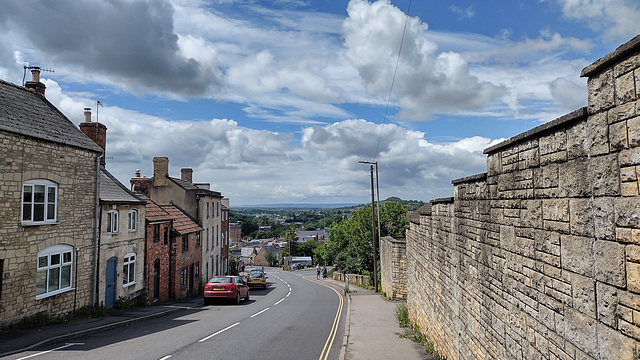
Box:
[0,70,103,326]
[80,108,147,308]
[158,204,203,298]
[136,193,173,303]
[131,157,223,288]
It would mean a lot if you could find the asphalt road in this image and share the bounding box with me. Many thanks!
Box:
[7,268,346,360]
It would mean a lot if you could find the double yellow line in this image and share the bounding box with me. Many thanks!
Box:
[315,279,345,360]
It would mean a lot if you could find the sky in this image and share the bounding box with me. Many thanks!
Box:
[1,0,639,206]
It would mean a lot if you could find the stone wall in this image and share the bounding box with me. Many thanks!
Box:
[0,132,97,326]
[404,35,640,359]
[380,236,407,299]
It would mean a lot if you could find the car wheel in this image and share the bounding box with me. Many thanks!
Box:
[245,291,250,301]
[236,292,241,305]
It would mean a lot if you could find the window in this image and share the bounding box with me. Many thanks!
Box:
[22,179,58,225]
[153,224,160,242]
[206,203,210,218]
[196,232,201,248]
[107,210,118,234]
[216,225,219,246]
[36,245,73,299]
[180,267,188,288]
[182,234,188,252]
[128,210,138,231]
[195,261,200,280]
[206,228,209,250]
[164,227,169,245]
[123,253,136,286]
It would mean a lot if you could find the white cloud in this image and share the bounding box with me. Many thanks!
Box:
[449,5,475,19]
[343,0,506,119]
[555,0,640,41]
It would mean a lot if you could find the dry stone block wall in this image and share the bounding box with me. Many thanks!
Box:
[405,35,640,359]
[380,236,408,299]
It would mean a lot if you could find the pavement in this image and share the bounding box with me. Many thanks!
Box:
[0,275,432,360]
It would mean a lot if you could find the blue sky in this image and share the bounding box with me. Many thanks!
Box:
[1,0,639,206]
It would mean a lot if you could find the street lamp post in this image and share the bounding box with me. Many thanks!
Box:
[359,161,379,292]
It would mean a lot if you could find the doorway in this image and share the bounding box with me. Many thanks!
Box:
[105,257,117,308]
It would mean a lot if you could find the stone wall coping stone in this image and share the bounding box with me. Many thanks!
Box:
[581,34,640,77]
[452,172,487,185]
[430,197,454,204]
[484,107,587,155]
[381,236,406,244]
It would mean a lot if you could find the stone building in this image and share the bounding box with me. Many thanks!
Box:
[0,70,103,326]
[131,157,223,289]
[80,108,147,308]
[402,35,640,359]
[96,168,147,308]
[221,198,230,274]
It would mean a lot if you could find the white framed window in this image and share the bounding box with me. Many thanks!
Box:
[107,210,118,234]
[123,253,136,286]
[22,179,58,225]
[36,245,73,299]
[128,210,138,231]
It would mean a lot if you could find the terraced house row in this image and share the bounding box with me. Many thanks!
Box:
[0,68,229,326]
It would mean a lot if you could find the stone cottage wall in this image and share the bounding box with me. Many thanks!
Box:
[0,132,97,326]
[405,35,640,359]
[380,236,408,299]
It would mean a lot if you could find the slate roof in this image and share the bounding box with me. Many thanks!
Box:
[136,193,173,223]
[159,204,203,235]
[99,167,145,204]
[169,177,222,198]
[0,79,103,153]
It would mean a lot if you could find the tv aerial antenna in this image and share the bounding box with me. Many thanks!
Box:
[22,65,54,86]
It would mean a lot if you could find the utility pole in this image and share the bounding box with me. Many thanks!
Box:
[360,160,379,292]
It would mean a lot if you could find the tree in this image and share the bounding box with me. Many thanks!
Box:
[324,201,408,276]
[264,251,278,266]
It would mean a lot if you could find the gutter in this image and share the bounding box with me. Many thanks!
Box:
[92,155,103,306]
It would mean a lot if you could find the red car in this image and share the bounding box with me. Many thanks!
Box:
[204,276,250,305]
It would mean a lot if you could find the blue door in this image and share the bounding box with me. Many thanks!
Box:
[105,257,117,309]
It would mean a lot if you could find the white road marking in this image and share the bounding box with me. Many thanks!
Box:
[286,291,291,297]
[159,356,172,360]
[15,343,84,360]
[274,298,284,305]
[198,322,240,342]
[250,307,270,318]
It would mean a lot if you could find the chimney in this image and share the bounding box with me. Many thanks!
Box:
[130,169,152,195]
[181,168,193,183]
[79,107,107,167]
[153,157,169,187]
[24,67,46,96]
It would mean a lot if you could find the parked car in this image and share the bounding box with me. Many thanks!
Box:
[204,276,250,305]
[291,263,307,270]
[247,269,267,289]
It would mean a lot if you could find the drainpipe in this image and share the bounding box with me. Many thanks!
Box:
[92,154,103,306]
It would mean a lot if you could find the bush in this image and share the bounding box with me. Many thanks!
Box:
[394,303,410,327]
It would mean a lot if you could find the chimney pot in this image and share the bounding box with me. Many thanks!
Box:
[24,67,46,96]
[84,108,92,123]
[135,169,141,178]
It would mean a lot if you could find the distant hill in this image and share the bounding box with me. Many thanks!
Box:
[231,197,425,212]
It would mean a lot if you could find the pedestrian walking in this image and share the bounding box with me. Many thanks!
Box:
[316,264,321,279]
[322,267,327,279]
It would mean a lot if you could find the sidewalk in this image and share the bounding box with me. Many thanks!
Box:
[328,279,433,360]
[0,279,432,360]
